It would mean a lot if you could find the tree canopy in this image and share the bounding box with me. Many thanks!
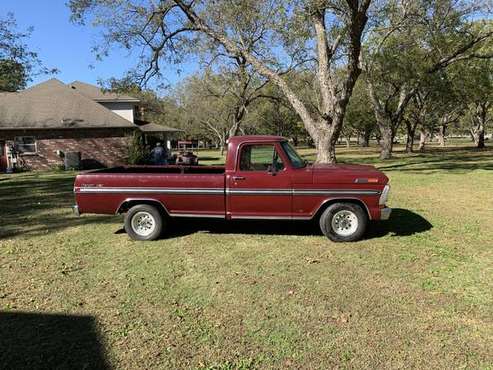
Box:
[0,13,57,92]
[69,0,493,158]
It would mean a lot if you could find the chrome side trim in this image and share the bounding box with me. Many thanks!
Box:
[77,186,380,197]
[226,189,292,195]
[227,188,380,196]
[169,213,225,219]
[230,215,294,220]
[77,187,224,195]
[292,216,313,220]
[293,189,380,196]
[230,215,313,220]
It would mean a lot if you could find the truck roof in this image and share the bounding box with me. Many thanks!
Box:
[227,135,287,145]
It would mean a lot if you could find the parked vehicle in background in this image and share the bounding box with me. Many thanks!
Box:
[73,136,391,242]
[176,140,198,165]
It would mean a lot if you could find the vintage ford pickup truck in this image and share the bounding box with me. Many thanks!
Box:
[73,136,391,242]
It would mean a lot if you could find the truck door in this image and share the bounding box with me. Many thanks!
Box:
[226,142,292,219]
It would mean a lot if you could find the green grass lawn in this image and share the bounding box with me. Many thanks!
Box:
[1,143,492,369]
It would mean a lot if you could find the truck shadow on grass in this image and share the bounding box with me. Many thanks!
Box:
[160,208,432,240]
[364,208,433,239]
[0,311,110,370]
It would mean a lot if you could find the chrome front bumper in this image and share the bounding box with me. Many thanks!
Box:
[380,207,392,220]
[72,205,80,217]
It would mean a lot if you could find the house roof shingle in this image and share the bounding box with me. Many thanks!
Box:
[134,119,183,134]
[0,79,136,130]
[68,81,140,103]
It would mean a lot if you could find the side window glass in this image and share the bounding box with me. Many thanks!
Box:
[239,145,284,171]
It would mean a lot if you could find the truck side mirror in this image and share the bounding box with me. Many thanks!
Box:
[267,164,277,175]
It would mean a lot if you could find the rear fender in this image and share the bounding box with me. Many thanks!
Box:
[116,198,169,216]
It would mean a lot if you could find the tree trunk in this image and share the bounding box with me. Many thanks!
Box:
[375,115,397,160]
[315,135,337,163]
[312,113,345,163]
[379,127,393,160]
[219,133,227,156]
[358,130,371,147]
[359,136,369,147]
[406,131,414,153]
[367,81,413,160]
[470,102,489,149]
[405,134,414,153]
[228,117,241,138]
[471,128,485,148]
[418,129,427,151]
[478,131,485,149]
[437,124,446,147]
[405,120,417,153]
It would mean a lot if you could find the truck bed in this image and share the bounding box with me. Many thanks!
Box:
[87,165,225,175]
[74,166,226,217]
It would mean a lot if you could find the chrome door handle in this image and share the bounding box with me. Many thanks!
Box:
[232,176,246,181]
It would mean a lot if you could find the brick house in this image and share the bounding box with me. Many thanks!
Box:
[0,79,180,171]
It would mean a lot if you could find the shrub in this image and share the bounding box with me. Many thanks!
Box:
[128,131,150,165]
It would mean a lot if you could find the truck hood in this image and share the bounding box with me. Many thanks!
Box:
[310,163,389,185]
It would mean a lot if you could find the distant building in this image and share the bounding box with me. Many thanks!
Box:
[0,79,181,171]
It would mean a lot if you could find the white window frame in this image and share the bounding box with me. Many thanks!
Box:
[14,136,38,155]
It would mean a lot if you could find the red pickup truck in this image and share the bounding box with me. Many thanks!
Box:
[73,136,391,242]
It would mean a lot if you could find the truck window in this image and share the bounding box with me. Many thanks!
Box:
[281,141,306,168]
[239,144,284,171]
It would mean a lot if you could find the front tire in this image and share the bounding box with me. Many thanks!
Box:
[124,204,164,241]
[319,202,367,242]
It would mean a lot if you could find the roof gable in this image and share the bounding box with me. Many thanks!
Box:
[0,79,136,130]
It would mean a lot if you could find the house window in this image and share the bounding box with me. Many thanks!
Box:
[14,136,37,154]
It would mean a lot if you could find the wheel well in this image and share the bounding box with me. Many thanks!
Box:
[117,199,169,216]
[313,198,371,220]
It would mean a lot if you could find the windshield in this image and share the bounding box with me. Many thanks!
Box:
[281,141,306,169]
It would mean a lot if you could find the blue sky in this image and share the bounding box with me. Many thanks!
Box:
[1,0,197,90]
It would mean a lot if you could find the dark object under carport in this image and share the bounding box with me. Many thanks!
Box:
[64,151,81,170]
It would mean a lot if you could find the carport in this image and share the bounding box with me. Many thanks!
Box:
[135,120,183,149]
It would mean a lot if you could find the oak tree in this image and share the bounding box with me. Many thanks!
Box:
[69,0,376,163]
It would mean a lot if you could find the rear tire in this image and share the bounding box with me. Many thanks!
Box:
[124,204,164,241]
[319,202,367,242]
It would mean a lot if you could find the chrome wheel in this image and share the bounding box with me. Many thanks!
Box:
[131,211,156,237]
[331,210,359,237]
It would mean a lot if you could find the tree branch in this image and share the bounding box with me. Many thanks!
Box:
[172,0,320,137]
